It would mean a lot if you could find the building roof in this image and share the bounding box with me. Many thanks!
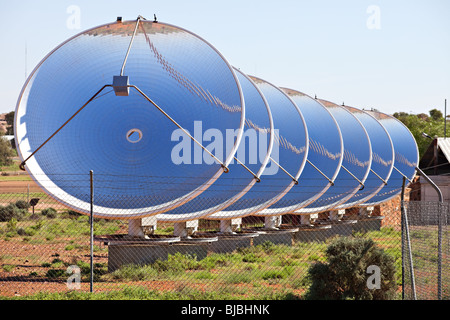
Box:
[437,138,450,162]
[419,137,450,175]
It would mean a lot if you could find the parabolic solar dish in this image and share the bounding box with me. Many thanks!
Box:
[156,68,274,222]
[14,18,245,219]
[361,110,418,206]
[256,89,343,216]
[334,105,394,209]
[14,16,420,224]
[295,99,372,214]
[208,76,308,220]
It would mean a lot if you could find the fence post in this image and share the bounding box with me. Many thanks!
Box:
[90,170,94,293]
[401,177,405,300]
[401,176,416,300]
[415,167,443,300]
[438,202,443,300]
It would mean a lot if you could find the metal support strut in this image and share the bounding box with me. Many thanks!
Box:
[19,85,110,171]
[370,168,388,185]
[130,85,229,172]
[120,16,146,76]
[307,159,334,186]
[269,156,298,184]
[341,164,365,190]
[233,156,261,182]
[19,84,230,174]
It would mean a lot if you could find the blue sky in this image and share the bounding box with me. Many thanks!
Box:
[1,0,449,115]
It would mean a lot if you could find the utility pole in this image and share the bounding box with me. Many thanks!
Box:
[445,99,447,139]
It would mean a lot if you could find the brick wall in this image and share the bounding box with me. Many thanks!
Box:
[373,186,411,229]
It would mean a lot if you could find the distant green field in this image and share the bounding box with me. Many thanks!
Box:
[0,192,46,199]
[0,175,32,181]
[0,161,21,172]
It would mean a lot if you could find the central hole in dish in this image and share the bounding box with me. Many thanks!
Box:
[126,129,143,143]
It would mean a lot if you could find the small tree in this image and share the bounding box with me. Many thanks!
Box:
[0,132,14,166]
[304,237,397,300]
[429,108,443,121]
[4,111,15,135]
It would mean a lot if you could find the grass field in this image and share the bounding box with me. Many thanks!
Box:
[0,204,404,300]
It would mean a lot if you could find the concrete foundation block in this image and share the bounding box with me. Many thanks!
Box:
[252,230,294,246]
[107,242,209,272]
[209,236,254,254]
[294,226,333,242]
[352,216,384,233]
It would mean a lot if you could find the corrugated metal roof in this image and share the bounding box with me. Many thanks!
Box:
[437,138,450,163]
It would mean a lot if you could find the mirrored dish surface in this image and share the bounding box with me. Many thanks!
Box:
[296,99,372,214]
[156,68,273,222]
[334,105,394,209]
[256,89,343,216]
[362,110,418,206]
[208,76,308,220]
[14,19,244,219]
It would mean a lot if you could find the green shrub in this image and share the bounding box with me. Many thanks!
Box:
[46,269,65,278]
[199,253,232,269]
[152,253,202,273]
[2,264,15,272]
[17,226,36,237]
[41,208,57,219]
[242,252,265,263]
[15,200,30,210]
[17,221,43,237]
[304,237,397,300]
[262,266,293,280]
[0,204,27,222]
[66,210,82,219]
[262,269,286,280]
[6,218,18,231]
[224,270,256,284]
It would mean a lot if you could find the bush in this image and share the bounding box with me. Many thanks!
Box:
[304,237,397,300]
[46,269,66,278]
[15,200,30,210]
[242,252,265,263]
[0,204,27,222]
[41,208,57,219]
[66,210,82,219]
[152,253,202,273]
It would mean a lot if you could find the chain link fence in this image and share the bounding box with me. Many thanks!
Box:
[0,173,436,299]
[402,201,449,300]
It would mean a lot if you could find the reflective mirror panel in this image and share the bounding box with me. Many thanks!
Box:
[157,68,273,222]
[257,89,343,215]
[363,110,418,205]
[15,20,244,218]
[296,99,372,213]
[209,76,308,219]
[334,106,394,209]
